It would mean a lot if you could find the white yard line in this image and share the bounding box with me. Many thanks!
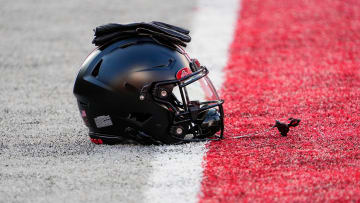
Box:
[143,1,240,202]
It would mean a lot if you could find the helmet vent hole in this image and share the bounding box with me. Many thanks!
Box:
[92,59,102,77]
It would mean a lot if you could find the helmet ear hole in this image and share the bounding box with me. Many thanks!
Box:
[127,112,152,123]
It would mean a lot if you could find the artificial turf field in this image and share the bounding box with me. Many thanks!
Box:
[200,0,360,201]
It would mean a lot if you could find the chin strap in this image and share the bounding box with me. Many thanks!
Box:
[231,118,301,139]
[171,118,301,144]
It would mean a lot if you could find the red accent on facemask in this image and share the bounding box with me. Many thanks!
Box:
[194,59,201,67]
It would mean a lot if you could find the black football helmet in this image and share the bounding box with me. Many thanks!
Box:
[74,23,224,145]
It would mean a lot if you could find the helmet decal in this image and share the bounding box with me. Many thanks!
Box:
[176,67,192,79]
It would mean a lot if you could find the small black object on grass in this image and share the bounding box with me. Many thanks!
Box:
[274,118,301,137]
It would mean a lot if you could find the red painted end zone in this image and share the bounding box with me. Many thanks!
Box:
[200,0,360,202]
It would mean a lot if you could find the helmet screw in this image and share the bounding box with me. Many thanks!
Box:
[139,95,145,100]
[160,90,168,97]
[176,127,183,135]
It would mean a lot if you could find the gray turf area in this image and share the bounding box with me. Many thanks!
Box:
[0,1,202,202]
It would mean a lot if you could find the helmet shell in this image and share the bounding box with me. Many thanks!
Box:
[74,37,190,143]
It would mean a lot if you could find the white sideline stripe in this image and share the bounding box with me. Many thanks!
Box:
[143,1,240,203]
[188,0,240,91]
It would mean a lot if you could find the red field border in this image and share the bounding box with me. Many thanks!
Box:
[200,0,360,202]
